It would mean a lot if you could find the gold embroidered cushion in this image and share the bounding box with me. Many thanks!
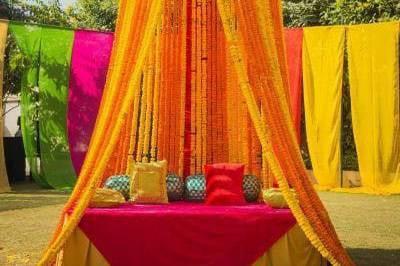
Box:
[89,188,126,208]
[129,160,168,204]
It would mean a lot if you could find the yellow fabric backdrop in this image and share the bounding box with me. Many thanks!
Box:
[347,22,400,195]
[0,20,10,193]
[302,26,345,190]
[59,225,327,266]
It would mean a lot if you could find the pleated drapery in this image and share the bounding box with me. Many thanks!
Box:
[347,22,400,195]
[9,23,49,187]
[0,20,10,193]
[38,27,76,189]
[285,28,303,143]
[67,30,114,175]
[302,26,345,190]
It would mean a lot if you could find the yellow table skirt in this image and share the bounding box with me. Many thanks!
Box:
[58,225,327,266]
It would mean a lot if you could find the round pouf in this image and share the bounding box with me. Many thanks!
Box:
[166,173,184,201]
[104,175,130,200]
[185,174,206,202]
[243,174,261,202]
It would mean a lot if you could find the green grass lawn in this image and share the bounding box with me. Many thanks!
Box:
[1,182,399,265]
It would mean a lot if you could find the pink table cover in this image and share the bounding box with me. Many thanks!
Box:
[67,30,114,175]
[77,203,296,266]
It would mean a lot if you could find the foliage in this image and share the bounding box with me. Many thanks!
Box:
[66,0,118,31]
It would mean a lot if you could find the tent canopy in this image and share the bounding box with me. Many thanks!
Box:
[38,1,354,266]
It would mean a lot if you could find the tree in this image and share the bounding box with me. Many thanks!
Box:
[67,0,118,31]
[2,0,72,99]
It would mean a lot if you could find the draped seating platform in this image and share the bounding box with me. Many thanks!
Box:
[58,203,326,266]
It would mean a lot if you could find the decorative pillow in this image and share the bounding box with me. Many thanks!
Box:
[89,188,126,208]
[104,175,130,199]
[263,188,297,209]
[204,163,246,205]
[243,174,261,202]
[129,160,168,204]
[166,173,184,201]
[184,174,206,202]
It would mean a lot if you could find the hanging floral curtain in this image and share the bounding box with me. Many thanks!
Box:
[215,0,353,265]
[39,1,164,264]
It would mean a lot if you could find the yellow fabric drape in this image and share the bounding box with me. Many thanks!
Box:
[347,22,400,195]
[59,225,327,266]
[0,21,10,194]
[302,26,345,190]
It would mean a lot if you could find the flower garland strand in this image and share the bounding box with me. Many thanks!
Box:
[215,0,343,265]
[151,24,162,162]
[178,0,188,176]
[38,1,163,264]
[47,0,142,246]
[142,41,156,163]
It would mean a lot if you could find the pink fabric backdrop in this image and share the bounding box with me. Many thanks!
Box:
[67,30,114,174]
[77,203,296,266]
[285,28,303,144]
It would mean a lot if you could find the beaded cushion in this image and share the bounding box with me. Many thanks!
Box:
[104,175,131,199]
[184,174,206,202]
[243,175,261,202]
[166,173,184,201]
[130,160,168,204]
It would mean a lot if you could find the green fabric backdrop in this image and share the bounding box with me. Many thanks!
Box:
[9,23,49,187]
[38,27,76,189]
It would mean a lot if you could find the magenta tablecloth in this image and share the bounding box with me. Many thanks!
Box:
[77,203,296,266]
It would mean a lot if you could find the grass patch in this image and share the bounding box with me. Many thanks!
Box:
[0,183,399,265]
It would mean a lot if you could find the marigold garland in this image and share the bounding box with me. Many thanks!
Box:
[151,25,162,162]
[38,1,163,264]
[48,0,142,247]
[216,1,354,265]
[142,42,156,163]
[178,0,188,176]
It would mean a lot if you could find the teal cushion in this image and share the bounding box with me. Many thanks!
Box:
[243,174,261,202]
[104,175,130,199]
[185,174,206,202]
[166,173,184,201]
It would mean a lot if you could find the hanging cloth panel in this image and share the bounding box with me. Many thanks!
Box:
[9,23,49,187]
[67,30,114,175]
[0,20,10,193]
[302,26,345,190]
[347,22,400,195]
[38,27,76,189]
[285,28,303,143]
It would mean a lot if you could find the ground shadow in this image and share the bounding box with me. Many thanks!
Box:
[347,248,400,266]
[0,181,69,212]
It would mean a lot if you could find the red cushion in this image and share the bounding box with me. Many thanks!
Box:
[204,163,246,205]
